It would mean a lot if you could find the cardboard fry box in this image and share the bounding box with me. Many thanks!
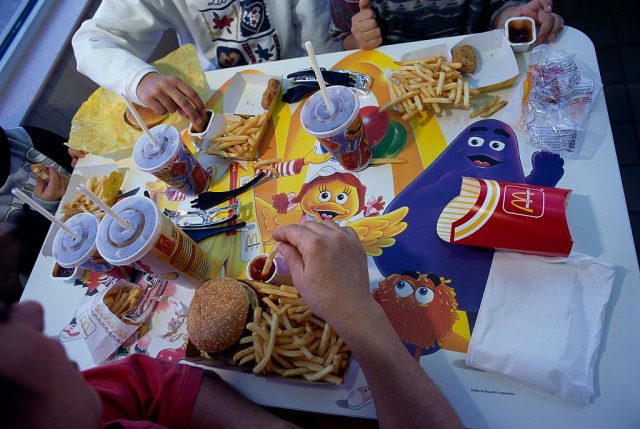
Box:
[203,73,281,160]
[437,177,573,256]
[183,280,352,384]
[396,30,519,91]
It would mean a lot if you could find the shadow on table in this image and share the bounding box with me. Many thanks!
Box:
[566,194,603,257]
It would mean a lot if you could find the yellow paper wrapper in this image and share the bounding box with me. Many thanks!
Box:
[68,44,207,155]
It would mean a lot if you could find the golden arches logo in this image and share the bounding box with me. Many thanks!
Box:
[510,189,534,213]
[244,231,260,252]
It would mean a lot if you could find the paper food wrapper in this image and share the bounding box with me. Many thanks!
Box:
[466,251,615,405]
[78,281,144,363]
[437,177,573,256]
[68,44,207,155]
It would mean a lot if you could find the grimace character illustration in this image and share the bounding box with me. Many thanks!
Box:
[374,119,564,324]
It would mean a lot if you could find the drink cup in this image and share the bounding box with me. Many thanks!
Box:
[300,86,372,171]
[52,213,133,279]
[96,196,211,288]
[133,124,210,196]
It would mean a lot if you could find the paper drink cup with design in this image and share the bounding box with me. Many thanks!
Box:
[133,124,210,196]
[437,177,573,256]
[96,196,211,288]
[52,213,133,279]
[300,85,372,171]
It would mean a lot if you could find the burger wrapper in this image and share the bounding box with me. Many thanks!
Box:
[78,281,145,363]
[68,44,207,155]
[437,177,573,256]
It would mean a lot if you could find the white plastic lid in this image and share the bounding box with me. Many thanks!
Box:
[52,213,99,268]
[96,196,160,266]
[132,124,181,172]
[300,85,359,139]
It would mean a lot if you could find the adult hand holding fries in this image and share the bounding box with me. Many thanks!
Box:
[343,0,382,51]
[495,0,564,43]
[136,72,206,128]
[273,221,463,429]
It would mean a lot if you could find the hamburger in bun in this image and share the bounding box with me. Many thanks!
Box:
[30,164,50,181]
[123,103,168,130]
[187,277,250,353]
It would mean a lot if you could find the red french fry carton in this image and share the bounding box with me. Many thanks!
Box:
[437,177,573,256]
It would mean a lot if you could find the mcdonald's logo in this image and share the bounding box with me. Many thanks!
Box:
[503,185,544,218]
[245,232,261,252]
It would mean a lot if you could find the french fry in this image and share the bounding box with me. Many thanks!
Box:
[470,95,500,119]
[261,246,278,277]
[480,100,508,118]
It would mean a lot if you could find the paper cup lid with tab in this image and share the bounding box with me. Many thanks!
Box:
[96,196,161,266]
[132,124,181,172]
[52,213,99,268]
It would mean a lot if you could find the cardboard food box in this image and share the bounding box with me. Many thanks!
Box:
[199,73,281,160]
[437,177,573,256]
[184,280,352,385]
[394,29,519,91]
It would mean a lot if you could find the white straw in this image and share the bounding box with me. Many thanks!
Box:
[121,92,159,148]
[77,183,132,230]
[304,41,335,114]
[11,188,78,239]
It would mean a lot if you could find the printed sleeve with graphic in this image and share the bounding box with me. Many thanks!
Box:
[330,0,523,44]
[83,354,202,428]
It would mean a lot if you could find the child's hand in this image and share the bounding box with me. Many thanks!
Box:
[497,0,564,43]
[348,0,382,50]
[33,167,69,201]
[136,72,206,128]
[67,148,86,168]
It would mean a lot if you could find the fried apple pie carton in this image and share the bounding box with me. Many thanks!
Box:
[437,177,573,256]
[96,196,212,288]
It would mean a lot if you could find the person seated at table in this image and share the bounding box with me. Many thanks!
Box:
[72,0,341,130]
[0,126,85,303]
[0,221,463,429]
[331,0,564,51]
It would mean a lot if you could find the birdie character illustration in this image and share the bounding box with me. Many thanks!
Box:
[257,167,408,255]
[374,119,565,325]
[374,272,458,360]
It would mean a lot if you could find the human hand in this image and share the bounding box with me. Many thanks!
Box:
[273,221,376,332]
[67,148,86,168]
[136,72,206,127]
[349,0,382,50]
[33,167,68,201]
[496,0,564,43]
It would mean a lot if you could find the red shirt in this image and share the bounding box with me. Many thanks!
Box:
[83,354,202,428]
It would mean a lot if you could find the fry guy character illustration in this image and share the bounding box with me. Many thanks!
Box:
[374,271,458,360]
[256,168,408,256]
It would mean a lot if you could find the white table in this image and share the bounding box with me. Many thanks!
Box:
[23,27,640,428]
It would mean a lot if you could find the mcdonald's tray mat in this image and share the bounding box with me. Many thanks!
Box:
[437,177,573,256]
[399,30,519,90]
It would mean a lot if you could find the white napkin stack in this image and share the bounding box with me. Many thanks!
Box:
[465,251,615,405]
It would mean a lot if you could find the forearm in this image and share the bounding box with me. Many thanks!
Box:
[338,299,463,429]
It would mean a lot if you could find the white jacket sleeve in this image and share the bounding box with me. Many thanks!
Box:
[72,0,171,105]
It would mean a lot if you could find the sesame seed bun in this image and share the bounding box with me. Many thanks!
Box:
[187,277,249,353]
[123,103,167,130]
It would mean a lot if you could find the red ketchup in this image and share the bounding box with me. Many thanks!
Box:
[249,256,276,281]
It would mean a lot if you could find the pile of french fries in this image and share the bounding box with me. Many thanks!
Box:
[383,55,507,119]
[253,157,282,178]
[206,113,267,158]
[103,285,142,324]
[233,281,350,384]
[63,175,113,220]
